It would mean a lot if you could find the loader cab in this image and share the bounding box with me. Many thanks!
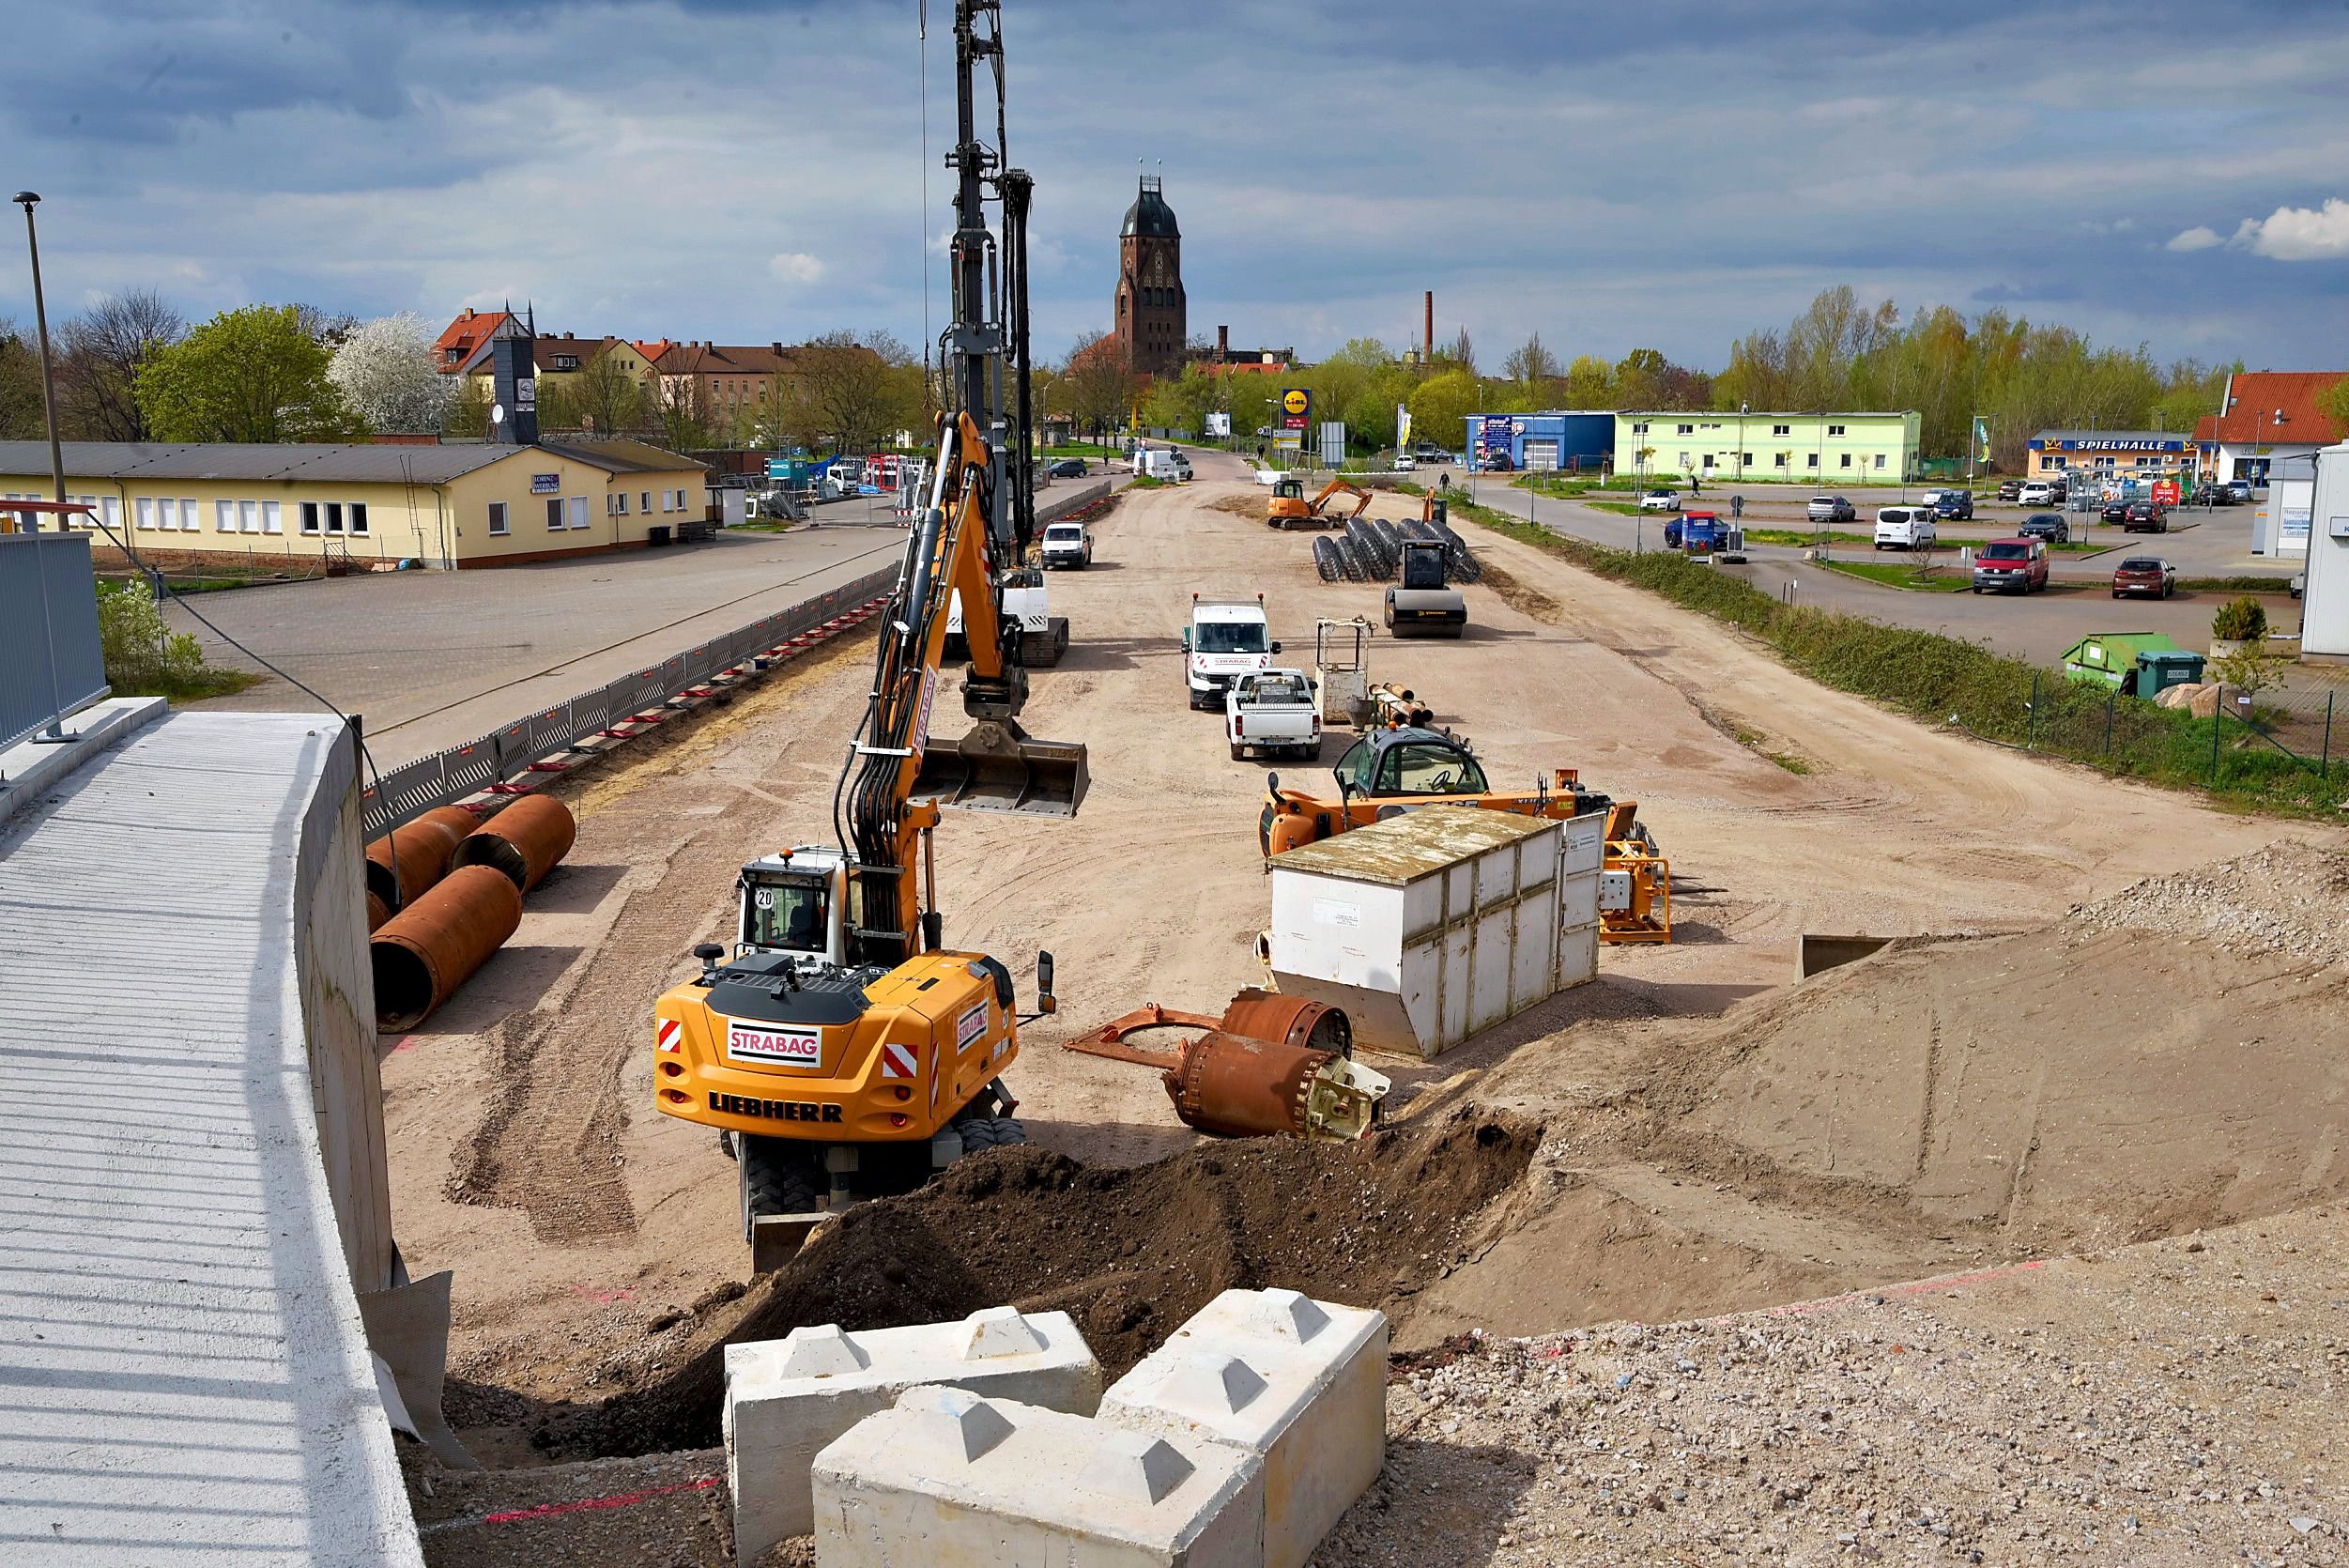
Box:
[1333,727,1490,798]
[738,849,852,967]
[1399,540,1448,591]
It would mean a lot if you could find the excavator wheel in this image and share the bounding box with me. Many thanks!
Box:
[956,1115,1028,1154]
[739,1135,821,1243]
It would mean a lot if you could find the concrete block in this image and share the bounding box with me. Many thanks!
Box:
[1099,1289,1388,1568]
[811,1386,1265,1567]
[725,1308,1101,1560]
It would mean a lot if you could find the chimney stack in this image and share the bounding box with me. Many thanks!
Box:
[1424,292,1434,363]
[1218,324,1229,361]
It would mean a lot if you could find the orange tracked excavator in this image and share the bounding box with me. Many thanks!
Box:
[1267,474,1374,530]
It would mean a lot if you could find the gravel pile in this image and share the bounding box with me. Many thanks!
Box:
[1320,1206,2349,1566]
[2068,843,2349,963]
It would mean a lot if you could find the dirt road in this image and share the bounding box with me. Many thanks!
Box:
[383,475,2318,1458]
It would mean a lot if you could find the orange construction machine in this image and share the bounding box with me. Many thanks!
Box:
[651,3,1090,1266]
[1267,475,1374,530]
[1257,727,1671,943]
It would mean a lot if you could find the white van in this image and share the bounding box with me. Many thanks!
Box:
[1132,447,1186,481]
[1873,507,1938,550]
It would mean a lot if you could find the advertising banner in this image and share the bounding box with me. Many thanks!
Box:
[1280,387,1312,431]
[1396,405,1413,450]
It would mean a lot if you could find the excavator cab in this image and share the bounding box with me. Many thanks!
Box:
[1267,476,1310,530]
[737,852,852,964]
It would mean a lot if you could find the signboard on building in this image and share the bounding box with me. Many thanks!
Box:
[1280,388,1312,431]
[514,377,536,411]
[530,472,561,494]
[2032,437,2186,453]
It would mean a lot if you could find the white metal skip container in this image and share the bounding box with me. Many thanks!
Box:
[1266,806,1603,1060]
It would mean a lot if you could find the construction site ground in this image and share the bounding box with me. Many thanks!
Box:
[386,472,2347,1562]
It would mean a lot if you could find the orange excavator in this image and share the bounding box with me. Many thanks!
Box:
[1257,727,1672,943]
[650,1,1091,1266]
[1267,475,1373,530]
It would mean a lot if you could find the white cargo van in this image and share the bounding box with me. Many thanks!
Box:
[1873,507,1938,550]
[1132,447,1186,481]
[1181,593,1278,710]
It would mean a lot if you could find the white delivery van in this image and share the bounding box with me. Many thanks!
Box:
[1181,593,1278,710]
[1874,506,1938,550]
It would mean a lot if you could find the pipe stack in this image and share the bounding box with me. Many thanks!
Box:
[368,794,577,1030]
[362,805,482,930]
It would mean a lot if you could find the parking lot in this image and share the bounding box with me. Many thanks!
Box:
[170,520,912,765]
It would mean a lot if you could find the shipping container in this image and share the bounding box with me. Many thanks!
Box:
[1266,806,1602,1059]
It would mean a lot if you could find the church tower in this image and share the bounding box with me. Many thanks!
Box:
[1113,174,1185,377]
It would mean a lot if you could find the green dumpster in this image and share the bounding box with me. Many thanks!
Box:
[2134,649,2205,698]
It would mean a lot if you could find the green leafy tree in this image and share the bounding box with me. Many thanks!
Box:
[1405,369,1482,450]
[1561,355,1614,409]
[2315,375,2349,438]
[134,304,362,442]
[0,318,44,438]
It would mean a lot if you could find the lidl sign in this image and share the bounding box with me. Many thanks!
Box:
[1280,388,1312,430]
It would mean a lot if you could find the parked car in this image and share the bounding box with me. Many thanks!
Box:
[2101,499,2132,525]
[1920,488,1975,521]
[1971,538,2048,594]
[1046,457,1087,479]
[2017,480,2059,506]
[2225,479,2255,503]
[1482,453,1516,472]
[1806,495,1856,524]
[1392,453,1417,471]
[2191,482,2234,506]
[2111,556,2177,599]
[2017,513,2071,545]
[1639,487,1682,513]
[1039,519,1093,569]
[1996,479,2024,502]
[1874,507,1938,549]
[2122,500,2169,533]
[1409,442,1453,465]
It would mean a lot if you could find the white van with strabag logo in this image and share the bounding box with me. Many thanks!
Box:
[1182,593,1278,711]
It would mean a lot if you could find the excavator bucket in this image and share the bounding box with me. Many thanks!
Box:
[914,718,1089,816]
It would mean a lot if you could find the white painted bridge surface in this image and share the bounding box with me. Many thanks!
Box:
[0,708,421,1565]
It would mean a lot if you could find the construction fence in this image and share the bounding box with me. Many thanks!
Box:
[1957,669,2344,798]
[360,565,896,838]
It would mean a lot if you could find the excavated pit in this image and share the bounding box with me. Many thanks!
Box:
[527,1105,1539,1459]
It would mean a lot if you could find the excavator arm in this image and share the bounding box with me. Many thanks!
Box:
[839,411,1087,969]
[1312,477,1373,520]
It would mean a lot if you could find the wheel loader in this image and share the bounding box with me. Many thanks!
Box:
[651,6,1091,1268]
[1256,728,1671,943]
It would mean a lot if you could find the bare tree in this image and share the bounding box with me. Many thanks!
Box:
[796,330,920,454]
[570,348,648,435]
[1061,330,1138,451]
[56,289,183,441]
[1502,331,1560,388]
[1447,326,1476,377]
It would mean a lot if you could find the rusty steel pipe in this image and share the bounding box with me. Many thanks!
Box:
[1218,988,1351,1058]
[370,865,523,1030]
[1162,1030,1337,1139]
[449,793,576,893]
[366,890,392,933]
[362,805,479,912]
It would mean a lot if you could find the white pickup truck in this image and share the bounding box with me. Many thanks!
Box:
[1181,594,1277,710]
[1224,669,1320,761]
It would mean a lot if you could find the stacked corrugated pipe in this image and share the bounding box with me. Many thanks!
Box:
[365,793,577,1032]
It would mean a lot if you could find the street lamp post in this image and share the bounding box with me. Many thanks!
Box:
[13,192,68,508]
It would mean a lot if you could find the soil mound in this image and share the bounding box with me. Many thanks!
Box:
[554,1106,1539,1457]
[2068,841,2349,961]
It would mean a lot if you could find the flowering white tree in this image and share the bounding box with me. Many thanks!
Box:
[327,312,454,434]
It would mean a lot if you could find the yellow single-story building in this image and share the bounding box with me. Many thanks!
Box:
[0,438,708,569]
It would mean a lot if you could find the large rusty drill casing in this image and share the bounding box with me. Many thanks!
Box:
[366,891,392,933]
[1162,1030,1339,1139]
[362,805,479,911]
[450,793,576,893]
[1218,988,1352,1058]
[370,865,524,1030]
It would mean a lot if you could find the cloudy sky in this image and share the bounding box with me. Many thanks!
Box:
[5,0,2344,371]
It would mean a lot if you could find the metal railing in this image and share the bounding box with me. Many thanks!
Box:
[360,565,897,837]
[0,530,109,754]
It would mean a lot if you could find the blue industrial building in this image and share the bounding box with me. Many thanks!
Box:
[1466,411,1613,472]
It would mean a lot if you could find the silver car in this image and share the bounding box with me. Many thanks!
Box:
[1806,495,1855,524]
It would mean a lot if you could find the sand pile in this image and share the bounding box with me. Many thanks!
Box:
[2067,842,2349,962]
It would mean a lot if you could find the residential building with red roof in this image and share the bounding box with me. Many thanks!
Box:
[2194,369,2347,485]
